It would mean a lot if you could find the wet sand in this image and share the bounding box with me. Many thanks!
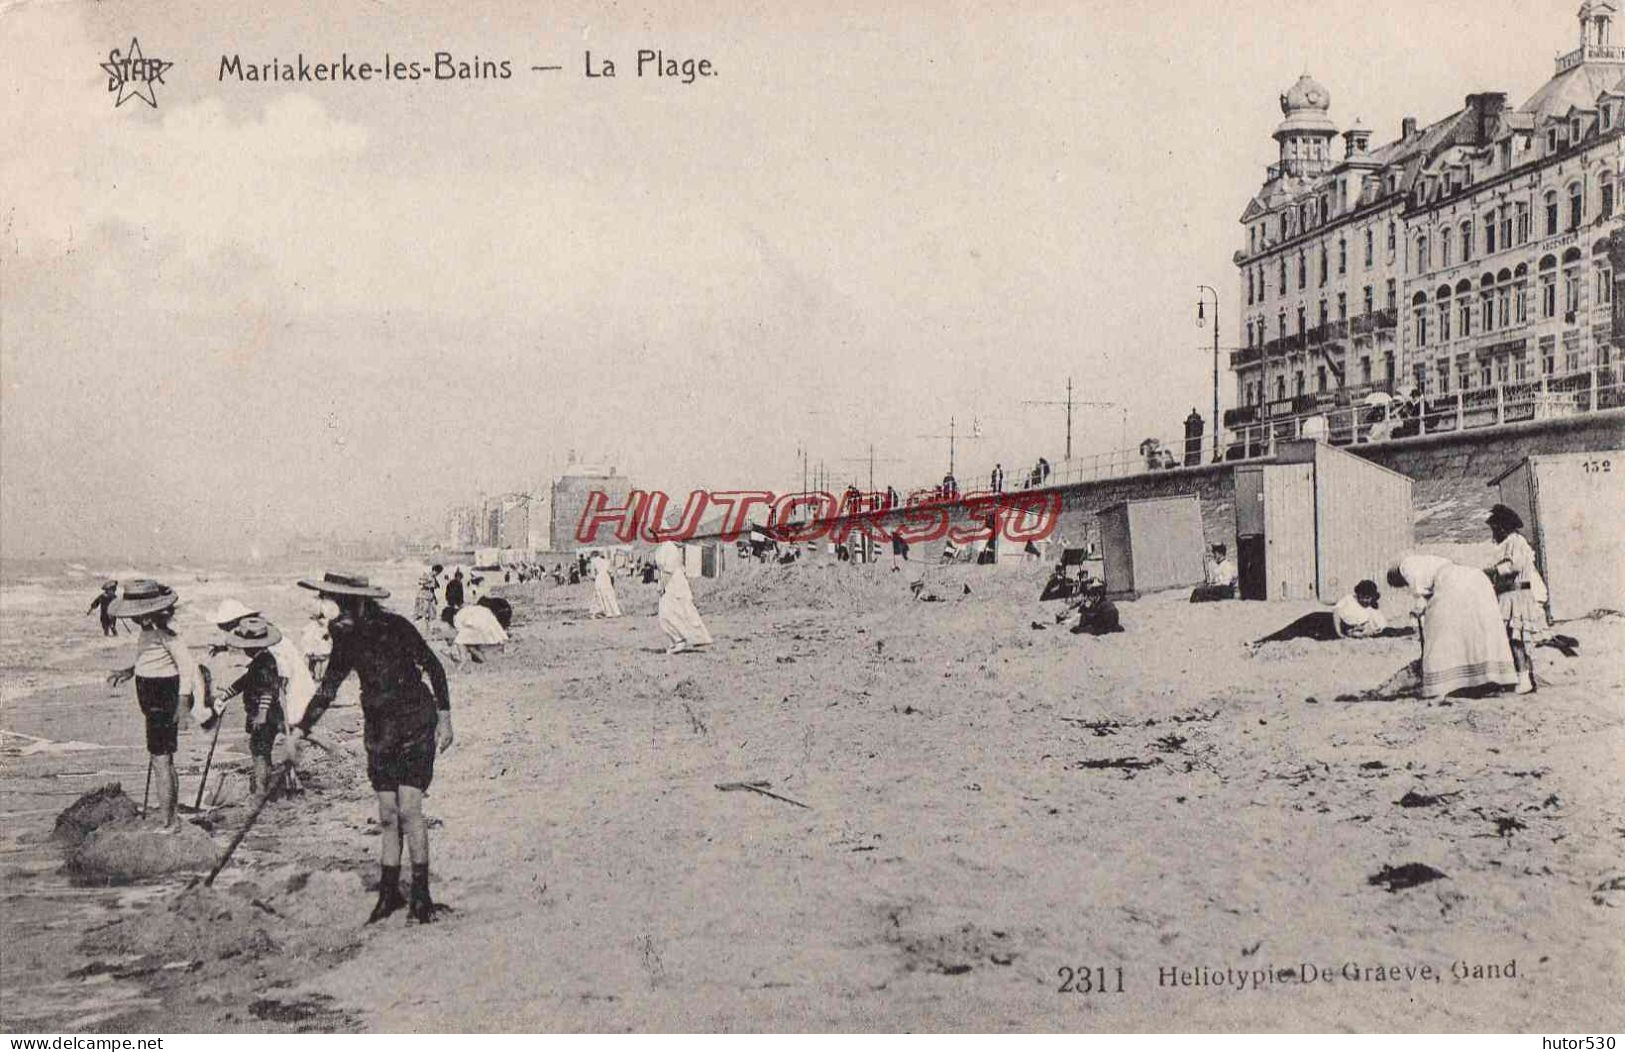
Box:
[3,557,1623,1032]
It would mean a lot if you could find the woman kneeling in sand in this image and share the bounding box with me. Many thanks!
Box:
[440,599,508,664]
[655,541,712,654]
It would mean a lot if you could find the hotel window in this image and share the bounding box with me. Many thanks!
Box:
[1299,252,1307,289]
[1417,234,1429,271]
[1317,299,1327,328]
[1599,266,1614,304]
[1500,208,1513,249]
[1337,291,1347,321]
[1247,271,1255,305]
[1569,181,1584,229]
[1363,285,1374,314]
[1564,268,1581,316]
[1484,213,1497,254]
[1441,230,1453,267]
[1515,355,1528,380]
[1546,190,1560,235]
[1481,287,1495,332]
[1297,306,1306,335]
[1279,310,1287,338]
[1461,219,1474,261]
[1364,228,1374,266]
[1540,256,1558,317]
[1603,177,1616,218]
[1316,365,1328,393]
[1516,201,1530,243]
[1414,294,1430,347]
[1320,246,1329,285]
[1438,300,1451,342]
[1516,271,1529,323]
[1458,286,1473,336]
[1497,278,1512,327]
[1459,362,1473,391]
[1387,220,1397,256]
[1547,129,1559,153]
[1606,106,1615,131]
[1386,278,1397,310]
[1481,361,1493,388]
[1385,352,1396,384]
[1543,345,1556,375]
[1338,238,1347,274]
[1279,258,1288,289]
[1437,360,1450,393]
[1276,376,1286,400]
[1294,371,1306,396]
[1246,321,1255,347]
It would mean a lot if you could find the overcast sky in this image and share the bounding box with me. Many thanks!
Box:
[0,0,1577,561]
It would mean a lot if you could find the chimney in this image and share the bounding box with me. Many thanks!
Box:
[1402,116,1418,139]
[1465,92,1508,143]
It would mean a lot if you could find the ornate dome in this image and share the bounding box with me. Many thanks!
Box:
[1280,73,1332,115]
[1274,72,1337,140]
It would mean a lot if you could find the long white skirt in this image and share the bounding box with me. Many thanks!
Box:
[658,591,713,647]
[594,576,624,618]
[1421,564,1517,697]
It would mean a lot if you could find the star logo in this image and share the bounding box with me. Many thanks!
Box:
[101,38,172,109]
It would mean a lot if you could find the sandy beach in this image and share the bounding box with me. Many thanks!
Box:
[2,553,1621,1033]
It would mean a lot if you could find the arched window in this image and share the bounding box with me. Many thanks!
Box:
[1514,263,1529,324]
[1456,278,1474,336]
[1569,180,1584,230]
[1461,219,1474,261]
[1437,287,1452,343]
[1441,227,1453,267]
[1539,254,1558,318]
[1413,291,1430,347]
[1496,268,1513,331]
[1480,274,1496,332]
[1485,211,1498,254]
[1417,233,1430,271]
[1603,173,1616,218]
[1546,190,1560,235]
[1563,246,1583,317]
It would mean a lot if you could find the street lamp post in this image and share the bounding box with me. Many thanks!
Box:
[1196,285,1222,463]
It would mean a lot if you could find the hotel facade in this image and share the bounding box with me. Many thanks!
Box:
[1229,1,1625,438]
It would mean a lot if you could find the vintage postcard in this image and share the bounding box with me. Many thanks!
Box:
[1,0,1622,1037]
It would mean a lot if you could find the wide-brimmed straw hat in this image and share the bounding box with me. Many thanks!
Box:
[219,617,282,651]
[210,599,261,627]
[1486,503,1524,531]
[109,579,177,619]
[297,571,390,598]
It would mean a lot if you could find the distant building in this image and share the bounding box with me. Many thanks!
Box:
[551,462,633,551]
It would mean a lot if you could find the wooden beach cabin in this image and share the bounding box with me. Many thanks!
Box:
[1234,439,1413,602]
[1097,495,1206,598]
[1491,451,1625,621]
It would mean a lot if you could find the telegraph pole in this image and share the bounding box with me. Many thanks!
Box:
[1024,377,1121,462]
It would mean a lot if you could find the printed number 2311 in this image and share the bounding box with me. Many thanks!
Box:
[1057,966,1125,993]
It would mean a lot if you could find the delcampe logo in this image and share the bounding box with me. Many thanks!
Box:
[101,38,172,108]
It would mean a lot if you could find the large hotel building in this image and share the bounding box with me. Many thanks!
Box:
[1228,1,1624,439]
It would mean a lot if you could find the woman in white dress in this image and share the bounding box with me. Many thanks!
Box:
[1485,504,1547,694]
[654,541,712,654]
[441,600,508,664]
[591,553,624,619]
[1387,553,1517,698]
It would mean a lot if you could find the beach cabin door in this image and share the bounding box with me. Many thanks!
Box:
[1262,462,1317,600]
